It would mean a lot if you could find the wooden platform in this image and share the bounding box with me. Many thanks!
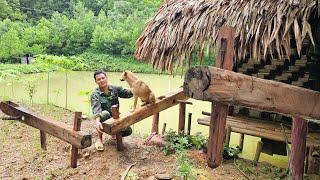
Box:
[197,115,320,147]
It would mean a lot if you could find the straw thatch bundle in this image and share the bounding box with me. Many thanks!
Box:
[135,0,319,72]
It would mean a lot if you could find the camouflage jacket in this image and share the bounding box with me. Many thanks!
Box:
[90,85,133,119]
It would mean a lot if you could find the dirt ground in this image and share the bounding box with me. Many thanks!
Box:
[0,102,318,179]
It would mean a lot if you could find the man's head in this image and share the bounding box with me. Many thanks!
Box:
[94,70,108,89]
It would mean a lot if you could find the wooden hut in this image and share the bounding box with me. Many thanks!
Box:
[135,0,320,178]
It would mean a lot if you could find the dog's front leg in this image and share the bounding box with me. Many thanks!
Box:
[131,96,138,112]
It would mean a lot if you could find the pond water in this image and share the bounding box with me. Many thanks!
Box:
[0,71,288,167]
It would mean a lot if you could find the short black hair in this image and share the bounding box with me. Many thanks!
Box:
[93,70,107,80]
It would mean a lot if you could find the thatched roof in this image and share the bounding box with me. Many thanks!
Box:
[135,0,319,72]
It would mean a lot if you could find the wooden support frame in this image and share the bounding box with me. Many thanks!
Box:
[290,117,307,179]
[112,105,124,151]
[0,101,92,149]
[102,88,186,134]
[151,113,160,134]
[207,26,235,168]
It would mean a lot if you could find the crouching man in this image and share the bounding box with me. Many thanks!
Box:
[91,70,133,151]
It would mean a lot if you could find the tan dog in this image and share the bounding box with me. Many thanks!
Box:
[120,70,156,111]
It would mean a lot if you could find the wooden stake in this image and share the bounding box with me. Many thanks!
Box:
[290,116,307,180]
[307,146,319,174]
[187,113,192,135]
[178,102,186,135]
[225,126,231,147]
[254,141,264,165]
[112,105,123,151]
[162,123,167,135]
[207,26,235,168]
[40,130,47,150]
[71,112,82,168]
[239,134,244,151]
[151,113,159,134]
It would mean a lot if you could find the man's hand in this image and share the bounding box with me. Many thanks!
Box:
[95,118,104,133]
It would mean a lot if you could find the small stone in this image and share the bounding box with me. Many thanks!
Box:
[84,152,90,159]
[155,174,173,180]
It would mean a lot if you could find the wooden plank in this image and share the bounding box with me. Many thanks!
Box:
[0,101,92,149]
[290,117,307,180]
[102,88,186,134]
[184,67,320,119]
[71,112,82,168]
[197,116,320,147]
[207,26,235,169]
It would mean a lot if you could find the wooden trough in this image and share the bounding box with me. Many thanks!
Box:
[0,101,92,168]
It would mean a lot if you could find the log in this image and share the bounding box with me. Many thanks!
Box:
[71,112,82,168]
[0,101,92,149]
[184,66,320,119]
[290,116,307,180]
[103,88,186,134]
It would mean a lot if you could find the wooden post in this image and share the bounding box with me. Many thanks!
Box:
[151,113,159,134]
[71,112,82,168]
[207,26,235,168]
[254,141,264,165]
[307,146,319,174]
[178,102,186,135]
[225,126,231,147]
[290,116,307,180]
[187,113,192,135]
[239,134,244,151]
[40,130,47,150]
[162,123,167,135]
[112,105,123,151]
